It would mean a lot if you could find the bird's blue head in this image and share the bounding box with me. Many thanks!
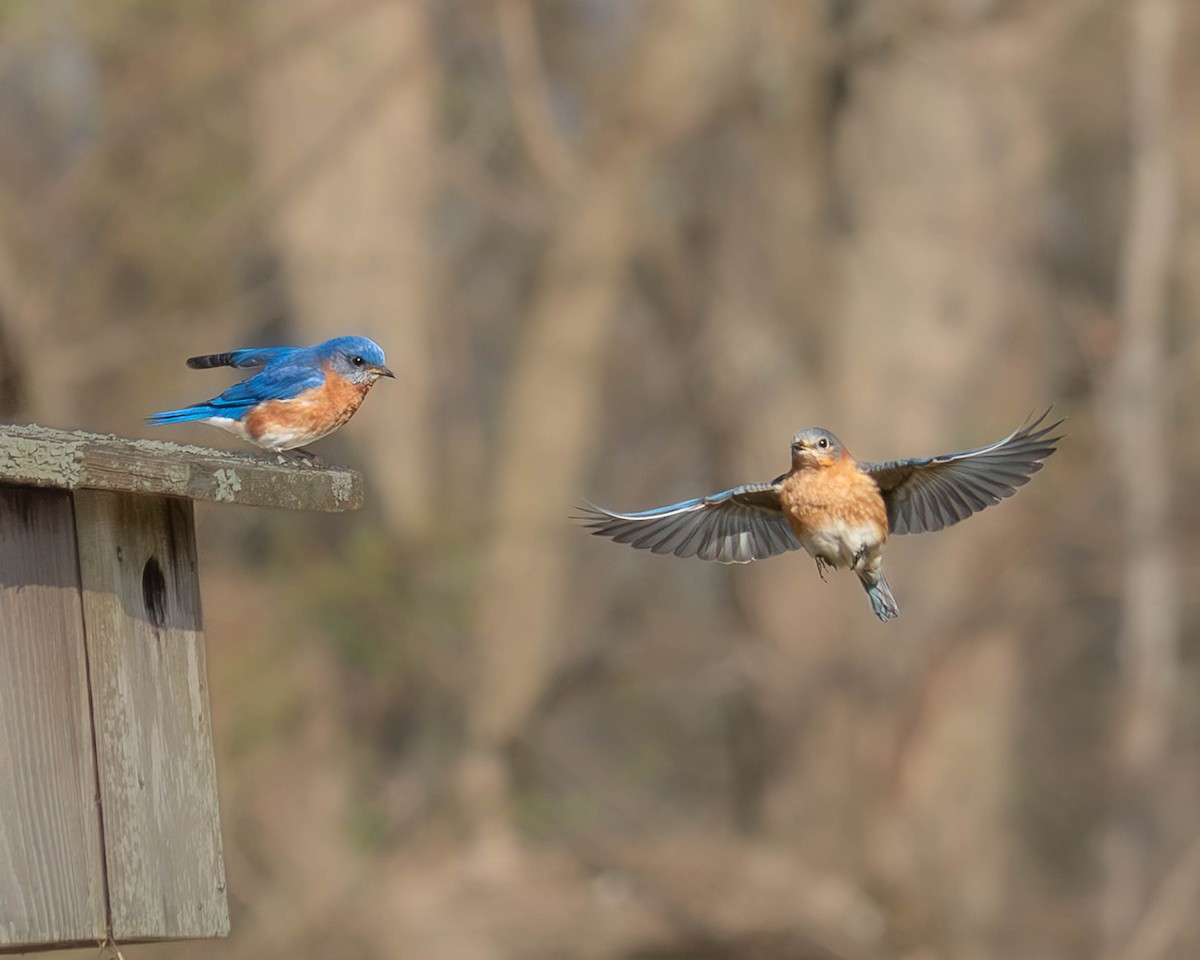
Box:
[316,336,394,385]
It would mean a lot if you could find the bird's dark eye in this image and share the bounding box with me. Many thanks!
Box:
[351,356,365,367]
[818,437,828,449]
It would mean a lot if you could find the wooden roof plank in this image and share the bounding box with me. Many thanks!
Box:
[0,424,362,512]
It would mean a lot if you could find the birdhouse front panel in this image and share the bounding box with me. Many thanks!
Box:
[0,487,107,949]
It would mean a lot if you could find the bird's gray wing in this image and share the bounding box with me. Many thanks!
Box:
[860,409,1063,535]
[575,481,801,564]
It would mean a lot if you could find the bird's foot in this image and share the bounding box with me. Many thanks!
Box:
[276,448,324,468]
[814,556,832,582]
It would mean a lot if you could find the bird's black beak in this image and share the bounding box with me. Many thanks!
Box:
[372,365,396,379]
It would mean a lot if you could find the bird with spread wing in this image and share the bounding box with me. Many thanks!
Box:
[577,411,1062,621]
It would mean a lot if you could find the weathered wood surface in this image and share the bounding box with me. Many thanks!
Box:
[74,490,229,940]
[0,488,108,950]
[0,423,362,512]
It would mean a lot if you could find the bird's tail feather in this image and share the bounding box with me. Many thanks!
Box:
[858,568,899,622]
[146,406,216,425]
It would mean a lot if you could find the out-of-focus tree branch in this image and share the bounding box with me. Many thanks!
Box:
[202,46,420,256]
[1102,0,1180,947]
[495,0,576,189]
[462,0,748,846]
[252,0,439,535]
[1112,829,1200,960]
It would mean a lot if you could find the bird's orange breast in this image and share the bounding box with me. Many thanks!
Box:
[243,369,374,445]
[779,453,888,540]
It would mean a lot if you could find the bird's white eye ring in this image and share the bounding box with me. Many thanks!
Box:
[351,355,365,366]
[818,437,828,449]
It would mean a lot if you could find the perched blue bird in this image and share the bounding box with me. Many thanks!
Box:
[147,335,394,453]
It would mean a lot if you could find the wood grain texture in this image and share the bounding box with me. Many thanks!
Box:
[0,487,107,949]
[0,423,362,512]
[74,490,229,940]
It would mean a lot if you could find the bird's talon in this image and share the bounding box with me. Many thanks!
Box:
[275,448,324,468]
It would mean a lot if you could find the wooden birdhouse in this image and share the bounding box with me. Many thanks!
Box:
[0,424,362,953]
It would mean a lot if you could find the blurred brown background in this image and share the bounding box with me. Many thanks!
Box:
[3,0,1198,958]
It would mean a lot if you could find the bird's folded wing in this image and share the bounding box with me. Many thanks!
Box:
[576,482,800,564]
[861,409,1063,535]
[202,365,327,413]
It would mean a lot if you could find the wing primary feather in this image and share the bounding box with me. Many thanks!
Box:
[675,512,712,558]
[659,511,703,557]
[866,408,1062,535]
[699,509,728,562]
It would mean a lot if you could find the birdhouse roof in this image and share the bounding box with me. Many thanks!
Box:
[0,424,362,512]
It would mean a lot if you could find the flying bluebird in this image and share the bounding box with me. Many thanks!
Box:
[147,335,394,454]
[578,411,1061,622]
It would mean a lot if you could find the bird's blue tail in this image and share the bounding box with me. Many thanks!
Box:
[146,406,218,425]
[858,569,899,622]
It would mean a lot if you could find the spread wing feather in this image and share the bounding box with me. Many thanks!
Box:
[861,409,1062,535]
[575,482,801,564]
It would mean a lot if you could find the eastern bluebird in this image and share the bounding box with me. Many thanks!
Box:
[147,335,394,454]
[578,411,1061,622]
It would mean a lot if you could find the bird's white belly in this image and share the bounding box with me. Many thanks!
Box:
[205,417,252,442]
[798,522,884,570]
[203,416,316,452]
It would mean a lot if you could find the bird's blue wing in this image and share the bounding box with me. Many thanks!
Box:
[576,481,800,564]
[860,409,1063,535]
[147,353,326,423]
[203,361,326,410]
